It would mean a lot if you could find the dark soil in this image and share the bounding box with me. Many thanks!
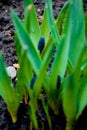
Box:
[0,0,87,130]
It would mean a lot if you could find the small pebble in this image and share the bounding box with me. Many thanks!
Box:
[6,66,17,79]
[13,63,20,69]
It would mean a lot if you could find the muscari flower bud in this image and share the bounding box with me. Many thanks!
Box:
[38,36,45,53]
[57,75,61,89]
[30,75,37,89]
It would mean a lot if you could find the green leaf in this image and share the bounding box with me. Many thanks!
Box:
[41,2,69,59]
[10,8,41,74]
[41,9,50,44]
[69,0,85,68]
[50,9,71,88]
[14,34,22,61]
[56,1,69,35]
[84,12,87,34]
[29,42,54,125]
[30,98,38,129]
[80,59,87,72]
[76,59,87,118]
[24,3,41,48]
[16,50,33,98]
[41,35,54,59]
[62,73,78,120]
[45,0,60,45]
[24,0,32,9]
[0,54,19,123]
[62,48,86,125]
[77,74,87,118]
[82,46,87,62]
[33,43,54,100]
[72,47,85,80]
[11,8,50,95]
[62,46,85,121]
[41,96,51,129]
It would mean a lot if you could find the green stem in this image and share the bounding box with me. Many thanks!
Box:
[65,118,76,130]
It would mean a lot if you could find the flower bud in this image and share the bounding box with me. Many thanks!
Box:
[30,75,37,89]
[38,36,45,53]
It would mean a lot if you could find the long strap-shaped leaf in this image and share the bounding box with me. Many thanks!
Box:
[77,74,87,119]
[0,54,19,123]
[62,50,84,124]
[45,0,60,45]
[24,0,32,9]
[29,44,54,129]
[69,0,85,68]
[62,73,78,130]
[41,9,50,44]
[16,49,33,98]
[49,8,71,89]
[41,2,69,59]
[76,59,87,118]
[56,1,69,35]
[24,2,41,48]
[10,8,50,91]
[33,44,54,100]
[10,9,41,74]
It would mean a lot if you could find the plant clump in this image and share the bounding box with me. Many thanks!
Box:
[0,0,87,130]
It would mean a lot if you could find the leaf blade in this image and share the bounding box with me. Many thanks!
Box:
[10,8,41,74]
[69,0,85,68]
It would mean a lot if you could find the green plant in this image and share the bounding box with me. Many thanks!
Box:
[44,1,87,130]
[10,0,69,129]
[10,0,71,128]
[0,0,87,130]
[0,53,24,123]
